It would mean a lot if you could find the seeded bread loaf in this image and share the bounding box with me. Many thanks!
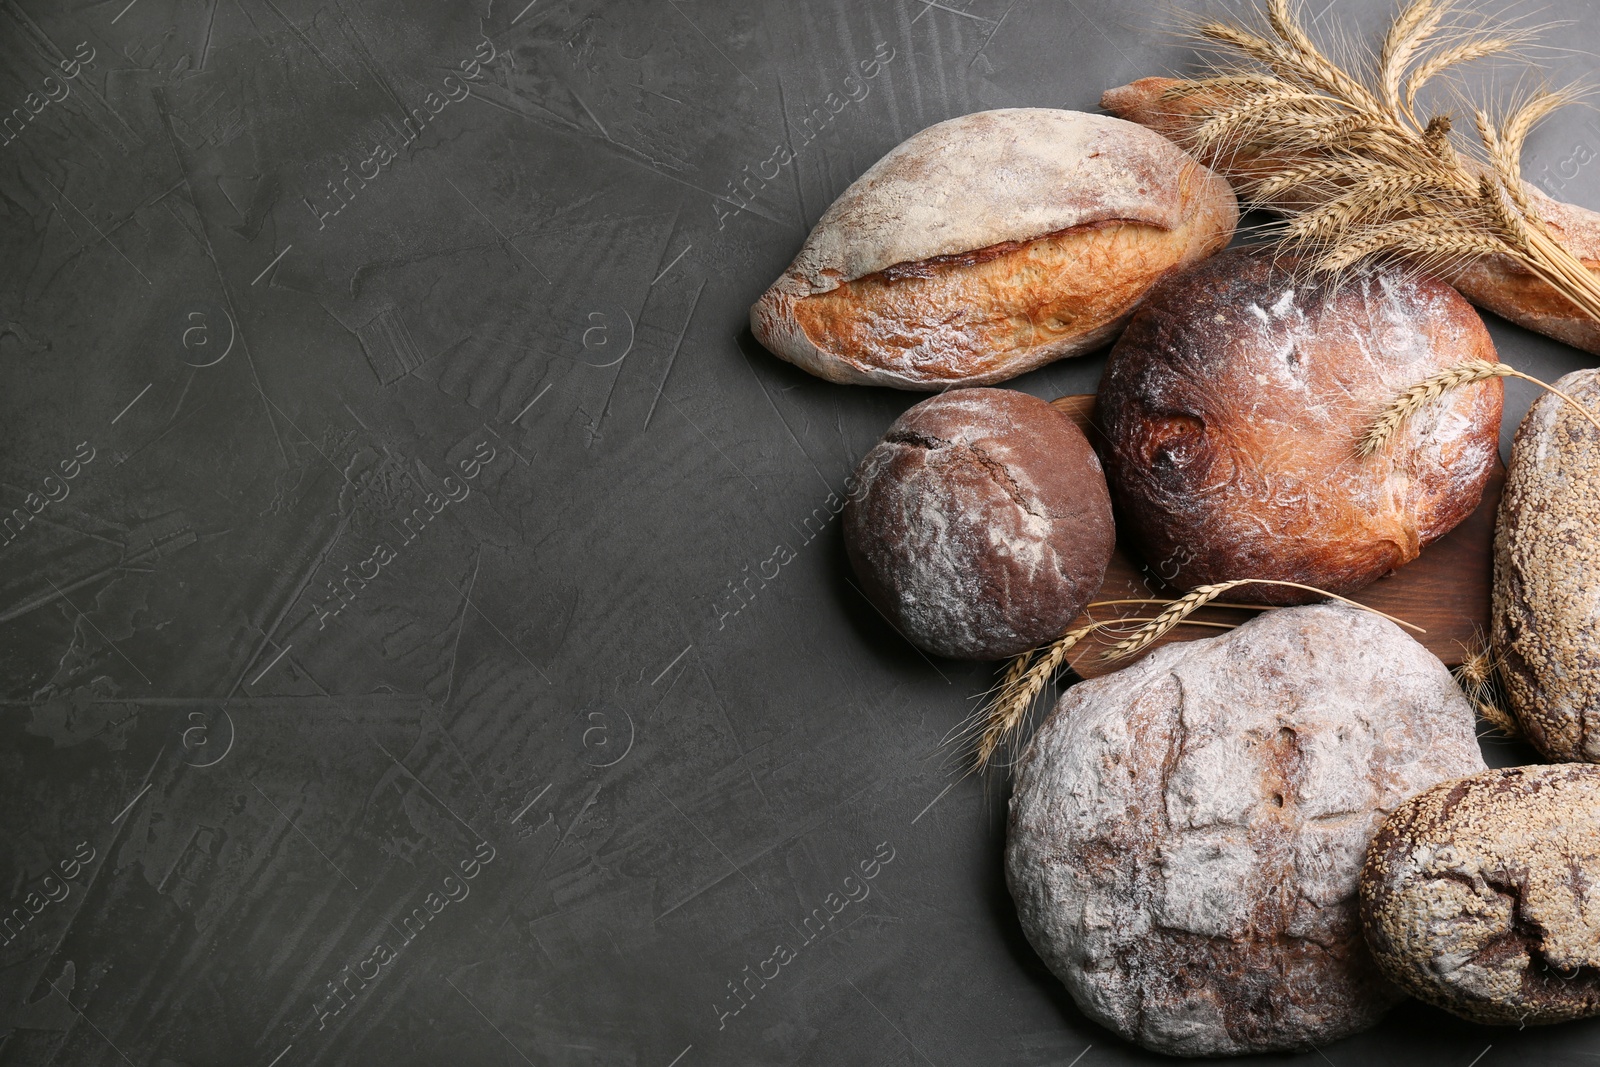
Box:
[1492,369,1600,761]
[1361,764,1600,1025]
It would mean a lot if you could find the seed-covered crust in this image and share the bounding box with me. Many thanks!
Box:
[1360,764,1600,1025]
[1493,369,1600,761]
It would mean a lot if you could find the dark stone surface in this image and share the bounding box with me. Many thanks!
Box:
[0,0,1596,1064]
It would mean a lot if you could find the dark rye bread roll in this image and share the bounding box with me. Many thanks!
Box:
[843,388,1113,660]
[751,109,1237,389]
[1007,604,1486,1056]
[1099,248,1502,604]
[1360,764,1600,1025]
[1493,370,1600,761]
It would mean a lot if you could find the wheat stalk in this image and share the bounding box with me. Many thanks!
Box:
[970,621,1097,773]
[1169,0,1600,323]
[967,582,1421,774]
[1099,579,1424,662]
[1453,637,1521,739]
[965,605,1243,773]
[1361,358,1600,456]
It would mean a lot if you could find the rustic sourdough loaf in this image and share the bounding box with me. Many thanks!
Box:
[1361,764,1600,1025]
[751,108,1237,389]
[1098,247,1502,604]
[1493,369,1600,761]
[1007,603,1486,1056]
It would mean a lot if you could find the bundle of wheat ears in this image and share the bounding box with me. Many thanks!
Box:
[1177,0,1596,307]
[968,0,1600,773]
[1163,0,1600,448]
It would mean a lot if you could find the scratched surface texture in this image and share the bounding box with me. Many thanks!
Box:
[2,0,1599,1064]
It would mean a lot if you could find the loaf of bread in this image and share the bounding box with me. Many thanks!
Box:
[1493,369,1600,761]
[1104,76,1600,354]
[1098,247,1502,604]
[1361,764,1600,1025]
[750,108,1237,390]
[843,388,1113,660]
[1006,604,1486,1056]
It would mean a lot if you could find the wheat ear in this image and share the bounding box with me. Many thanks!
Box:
[1361,359,1600,456]
[1173,0,1600,324]
[1100,579,1424,663]
[969,609,1241,773]
[1453,638,1520,739]
[971,622,1098,773]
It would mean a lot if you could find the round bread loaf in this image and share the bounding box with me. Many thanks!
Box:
[1360,764,1600,1025]
[1098,248,1502,604]
[842,388,1113,660]
[750,108,1237,389]
[1492,369,1600,761]
[1006,603,1486,1056]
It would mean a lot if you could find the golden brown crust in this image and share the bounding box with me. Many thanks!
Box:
[1103,77,1600,355]
[751,108,1238,389]
[1492,369,1600,761]
[1098,248,1502,604]
[1447,249,1600,354]
[790,217,1201,386]
[1360,764,1600,1025]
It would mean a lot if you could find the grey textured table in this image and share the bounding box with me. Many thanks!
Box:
[2,0,1598,1064]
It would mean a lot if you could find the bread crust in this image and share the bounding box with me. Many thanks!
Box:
[1103,77,1600,354]
[842,388,1113,660]
[1360,764,1600,1025]
[1492,368,1600,760]
[751,108,1237,389]
[1098,248,1502,604]
[1007,604,1486,1055]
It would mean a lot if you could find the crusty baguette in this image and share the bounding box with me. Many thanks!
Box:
[1103,77,1600,354]
[750,108,1237,389]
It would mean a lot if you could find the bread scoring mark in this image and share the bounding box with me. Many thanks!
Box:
[881,428,950,451]
[790,219,1191,383]
[881,412,1047,521]
[875,219,1134,281]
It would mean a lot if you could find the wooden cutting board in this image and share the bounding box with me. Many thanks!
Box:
[1049,395,1499,679]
